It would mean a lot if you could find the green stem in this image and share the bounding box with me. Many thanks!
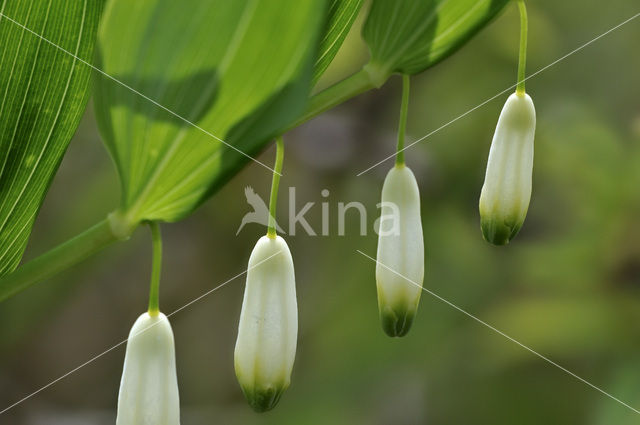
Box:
[282,64,387,133]
[516,0,528,95]
[147,221,162,315]
[267,137,284,238]
[395,74,410,166]
[0,211,136,302]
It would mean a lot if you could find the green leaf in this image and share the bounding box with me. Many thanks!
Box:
[0,0,103,276]
[363,0,509,77]
[94,0,325,224]
[313,0,364,83]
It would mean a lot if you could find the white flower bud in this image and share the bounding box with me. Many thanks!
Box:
[235,235,297,412]
[479,92,536,245]
[376,165,424,337]
[116,312,180,425]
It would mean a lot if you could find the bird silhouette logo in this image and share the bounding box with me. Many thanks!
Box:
[236,186,285,235]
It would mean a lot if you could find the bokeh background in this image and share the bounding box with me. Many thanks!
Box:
[1,1,640,424]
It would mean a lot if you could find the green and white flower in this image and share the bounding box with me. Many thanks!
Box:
[117,312,180,425]
[235,235,297,412]
[376,165,424,337]
[479,92,536,245]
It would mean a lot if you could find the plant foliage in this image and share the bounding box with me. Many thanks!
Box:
[0,0,103,275]
[313,0,364,83]
[94,0,327,224]
[363,0,509,75]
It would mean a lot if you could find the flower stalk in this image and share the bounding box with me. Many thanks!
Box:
[376,75,424,337]
[267,137,284,239]
[516,0,528,95]
[479,0,536,245]
[235,134,298,412]
[147,221,162,315]
[117,222,179,424]
[395,74,410,166]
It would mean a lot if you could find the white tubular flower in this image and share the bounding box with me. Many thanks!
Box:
[117,312,180,425]
[376,165,424,337]
[479,92,536,245]
[235,235,297,412]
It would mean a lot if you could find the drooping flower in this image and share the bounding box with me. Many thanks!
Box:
[376,164,424,337]
[234,235,297,412]
[479,92,536,245]
[116,312,180,425]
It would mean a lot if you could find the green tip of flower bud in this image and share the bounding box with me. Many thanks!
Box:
[480,216,523,246]
[379,304,416,337]
[241,384,287,413]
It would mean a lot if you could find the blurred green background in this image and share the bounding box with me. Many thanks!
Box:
[1,1,640,424]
